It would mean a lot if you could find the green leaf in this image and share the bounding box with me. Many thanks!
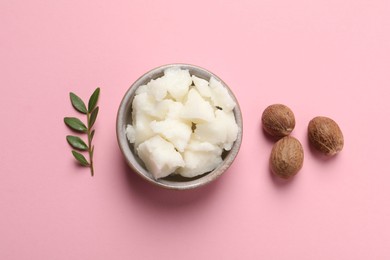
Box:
[89,106,99,128]
[90,129,95,141]
[66,135,88,151]
[70,92,87,114]
[71,150,90,166]
[88,88,100,113]
[64,117,87,132]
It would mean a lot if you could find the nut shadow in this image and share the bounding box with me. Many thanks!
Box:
[261,125,283,145]
[267,164,299,189]
[307,135,341,163]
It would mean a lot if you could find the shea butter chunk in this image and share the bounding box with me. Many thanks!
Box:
[137,135,185,179]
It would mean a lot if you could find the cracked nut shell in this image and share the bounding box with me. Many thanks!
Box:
[308,116,344,156]
[270,136,304,179]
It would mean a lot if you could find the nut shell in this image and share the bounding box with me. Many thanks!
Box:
[262,104,295,138]
[308,116,344,156]
[270,136,304,180]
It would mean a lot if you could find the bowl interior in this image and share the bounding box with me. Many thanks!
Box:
[116,64,243,190]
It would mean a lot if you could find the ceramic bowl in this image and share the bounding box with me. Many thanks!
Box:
[116,64,243,190]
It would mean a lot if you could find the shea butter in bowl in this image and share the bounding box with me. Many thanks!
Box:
[116,64,242,190]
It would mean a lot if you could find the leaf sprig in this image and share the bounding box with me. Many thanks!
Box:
[64,88,100,176]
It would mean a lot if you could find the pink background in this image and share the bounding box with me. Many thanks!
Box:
[1,0,389,259]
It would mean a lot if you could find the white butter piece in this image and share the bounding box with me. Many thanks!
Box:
[194,109,238,151]
[164,68,192,101]
[181,88,215,123]
[126,68,239,179]
[137,135,185,179]
[178,149,223,178]
[192,75,211,98]
[150,118,192,152]
[129,112,155,148]
[209,77,236,111]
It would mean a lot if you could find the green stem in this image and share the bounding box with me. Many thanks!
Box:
[87,111,94,176]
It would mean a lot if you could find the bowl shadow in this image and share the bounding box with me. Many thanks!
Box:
[118,155,221,209]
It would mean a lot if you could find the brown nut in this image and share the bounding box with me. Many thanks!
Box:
[262,104,296,138]
[308,116,344,156]
[270,136,304,180]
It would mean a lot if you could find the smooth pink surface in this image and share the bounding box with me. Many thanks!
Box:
[1,0,389,259]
